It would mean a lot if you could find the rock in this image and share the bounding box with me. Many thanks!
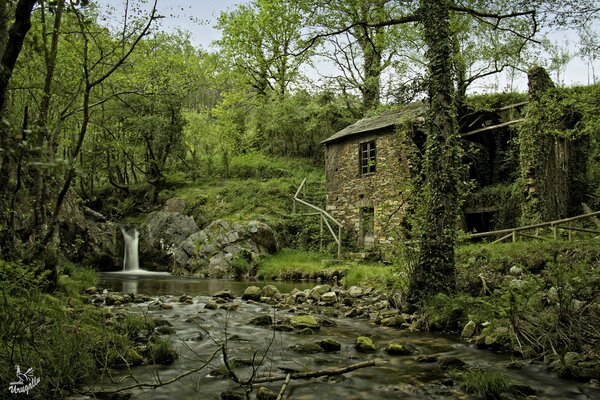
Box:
[159,303,173,310]
[140,211,199,271]
[205,300,219,310]
[220,391,245,400]
[380,315,405,327]
[354,336,377,353]
[309,285,331,301]
[483,326,510,348]
[438,356,466,369]
[505,361,523,370]
[272,324,294,332]
[153,318,173,327]
[85,286,98,295]
[105,294,123,306]
[261,285,280,298]
[508,265,523,276]
[256,387,278,400]
[242,286,261,301]
[290,315,320,331]
[509,279,527,291]
[179,294,192,303]
[415,354,438,363]
[173,220,277,278]
[318,338,342,352]
[296,328,315,335]
[162,197,187,213]
[220,302,239,311]
[384,343,411,356]
[213,290,236,300]
[348,286,363,298]
[461,320,477,339]
[321,291,337,305]
[249,315,273,326]
[155,325,176,335]
[290,343,323,354]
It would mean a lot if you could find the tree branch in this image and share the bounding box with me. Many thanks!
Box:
[252,360,375,383]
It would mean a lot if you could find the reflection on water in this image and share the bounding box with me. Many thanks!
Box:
[98,273,315,296]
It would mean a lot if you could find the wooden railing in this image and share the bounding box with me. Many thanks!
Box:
[293,178,343,258]
[470,210,600,244]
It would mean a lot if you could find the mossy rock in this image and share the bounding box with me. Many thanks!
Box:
[384,343,411,356]
[354,336,377,353]
[290,315,320,331]
[318,338,342,352]
[289,342,323,354]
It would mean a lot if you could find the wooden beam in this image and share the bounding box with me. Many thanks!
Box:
[461,118,526,137]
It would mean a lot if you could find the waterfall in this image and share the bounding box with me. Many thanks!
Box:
[121,227,140,272]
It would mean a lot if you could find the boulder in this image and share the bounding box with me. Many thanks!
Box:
[290,315,320,331]
[321,291,337,305]
[384,343,411,356]
[318,338,342,352]
[249,315,273,326]
[58,190,121,270]
[140,211,199,271]
[173,219,277,278]
[461,320,477,339]
[162,197,187,213]
[348,286,363,298]
[309,285,331,301]
[289,343,323,354]
[242,286,261,301]
[261,285,280,298]
[354,336,377,353]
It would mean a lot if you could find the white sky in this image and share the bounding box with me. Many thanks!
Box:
[99,0,599,93]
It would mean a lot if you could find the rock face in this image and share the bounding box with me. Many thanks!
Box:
[172,219,277,278]
[59,190,121,270]
[140,211,199,271]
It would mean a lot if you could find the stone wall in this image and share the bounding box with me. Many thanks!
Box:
[325,128,412,250]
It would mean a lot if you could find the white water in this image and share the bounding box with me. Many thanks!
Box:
[121,227,140,272]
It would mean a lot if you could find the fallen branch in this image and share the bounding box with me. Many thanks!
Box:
[253,360,375,384]
[276,373,291,400]
[88,345,221,394]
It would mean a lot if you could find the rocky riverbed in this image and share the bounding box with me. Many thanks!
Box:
[80,281,600,400]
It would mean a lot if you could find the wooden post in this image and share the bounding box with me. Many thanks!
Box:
[320,214,324,252]
[552,224,558,240]
[338,225,342,259]
[512,230,517,242]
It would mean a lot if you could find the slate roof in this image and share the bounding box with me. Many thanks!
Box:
[322,101,427,144]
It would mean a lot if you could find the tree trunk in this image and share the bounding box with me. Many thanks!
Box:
[409,0,461,301]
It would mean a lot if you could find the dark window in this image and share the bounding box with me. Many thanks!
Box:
[360,141,376,175]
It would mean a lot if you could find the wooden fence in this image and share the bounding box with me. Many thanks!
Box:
[470,210,600,244]
[293,178,343,258]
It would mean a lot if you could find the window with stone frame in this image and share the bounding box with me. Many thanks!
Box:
[359,141,376,175]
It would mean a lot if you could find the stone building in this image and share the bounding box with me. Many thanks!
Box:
[322,102,426,250]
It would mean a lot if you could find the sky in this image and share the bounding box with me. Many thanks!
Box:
[99,0,599,93]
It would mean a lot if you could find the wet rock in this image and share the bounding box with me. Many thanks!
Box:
[318,338,342,352]
[205,300,219,310]
[461,320,477,339]
[309,284,331,300]
[380,315,405,328]
[316,317,337,327]
[384,343,411,356]
[321,291,337,305]
[242,286,261,301]
[272,324,294,332]
[290,342,323,354]
[220,391,245,400]
[509,384,538,396]
[179,294,192,303]
[505,361,523,370]
[220,302,240,311]
[159,303,173,310]
[354,336,377,353]
[85,286,98,295]
[213,290,236,300]
[438,356,466,369]
[249,315,273,326]
[155,325,176,335]
[290,315,320,331]
[256,386,278,400]
[105,294,123,306]
[153,318,173,327]
[415,354,438,363]
[261,285,280,298]
[296,328,315,335]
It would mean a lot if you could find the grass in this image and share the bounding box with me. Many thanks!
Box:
[451,369,511,399]
[256,249,406,289]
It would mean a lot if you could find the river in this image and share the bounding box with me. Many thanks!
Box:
[86,273,600,400]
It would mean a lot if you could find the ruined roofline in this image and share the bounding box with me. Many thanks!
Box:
[322,100,528,145]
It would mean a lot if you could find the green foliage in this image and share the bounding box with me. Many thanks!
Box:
[148,337,178,365]
[451,369,511,400]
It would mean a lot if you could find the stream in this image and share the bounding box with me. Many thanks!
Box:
[89,273,600,400]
